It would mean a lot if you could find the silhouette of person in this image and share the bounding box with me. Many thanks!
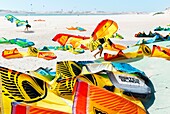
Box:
[25,20,31,31]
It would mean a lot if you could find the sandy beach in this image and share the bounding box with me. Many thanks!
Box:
[1,14,170,113]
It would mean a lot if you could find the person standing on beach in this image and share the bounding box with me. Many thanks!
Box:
[93,38,105,58]
[25,20,31,31]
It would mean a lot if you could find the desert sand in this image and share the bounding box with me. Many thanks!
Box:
[1,14,170,113]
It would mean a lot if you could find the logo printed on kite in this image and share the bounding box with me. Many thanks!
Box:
[118,75,140,84]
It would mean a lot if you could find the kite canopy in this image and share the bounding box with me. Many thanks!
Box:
[135,31,156,37]
[52,33,90,46]
[154,26,170,31]
[135,33,170,45]
[87,19,119,51]
[2,47,57,60]
[9,38,35,48]
[66,26,86,31]
[91,19,118,41]
[73,80,146,114]
[5,14,28,27]
[2,48,23,59]
[0,66,72,114]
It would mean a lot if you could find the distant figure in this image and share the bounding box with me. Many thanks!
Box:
[25,20,31,31]
[94,38,105,58]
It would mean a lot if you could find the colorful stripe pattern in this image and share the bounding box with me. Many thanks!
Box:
[73,81,146,114]
[12,102,69,114]
[0,66,47,103]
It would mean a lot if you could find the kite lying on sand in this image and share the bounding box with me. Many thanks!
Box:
[151,45,170,60]
[66,26,86,31]
[0,37,35,48]
[103,44,151,62]
[135,31,156,37]
[104,43,170,61]
[2,47,57,60]
[135,33,170,45]
[52,33,90,46]
[39,45,85,54]
[154,26,170,31]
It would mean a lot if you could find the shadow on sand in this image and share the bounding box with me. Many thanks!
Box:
[23,31,35,33]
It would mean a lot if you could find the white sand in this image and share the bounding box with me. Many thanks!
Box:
[1,14,170,113]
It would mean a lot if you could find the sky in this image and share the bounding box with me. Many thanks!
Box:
[0,0,170,12]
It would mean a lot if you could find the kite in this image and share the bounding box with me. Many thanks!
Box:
[0,37,35,48]
[38,45,85,54]
[38,51,57,60]
[9,38,35,48]
[135,33,170,45]
[5,14,28,27]
[73,80,146,114]
[2,48,23,59]
[154,26,170,31]
[104,43,170,61]
[103,39,127,51]
[88,19,118,51]
[151,45,170,60]
[103,50,144,62]
[2,47,57,60]
[102,44,151,62]
[91,19,118,41]
[66,26,86,31]
[135,31,156,37]
[52,33,90,46]
[0,66,72,114]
